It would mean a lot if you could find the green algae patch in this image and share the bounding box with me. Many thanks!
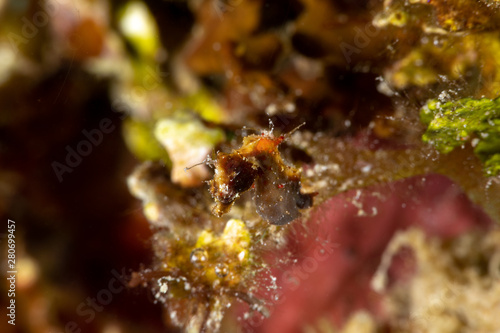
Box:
[118,1,161,60]
[181,90,226,124]
[123,118,172,166]
[421,97,500,175]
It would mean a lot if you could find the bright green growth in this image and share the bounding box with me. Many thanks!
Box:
[421,97,500,176]
[154,114,225,153]
[123,118,171,166]
[182,90,226,123]
[118,1,160,60]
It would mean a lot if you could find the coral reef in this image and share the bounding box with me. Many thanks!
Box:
[120,0,500,330]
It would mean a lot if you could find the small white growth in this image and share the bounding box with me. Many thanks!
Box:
[438,91,451,103]
[377,79,395,96]
[119,2,157,41]
[155,277,169,302]
[285,102,296,113]
[361,164,372,174]
[265,103,278,115]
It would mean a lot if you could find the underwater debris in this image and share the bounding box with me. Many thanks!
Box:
[208,124,315,225]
